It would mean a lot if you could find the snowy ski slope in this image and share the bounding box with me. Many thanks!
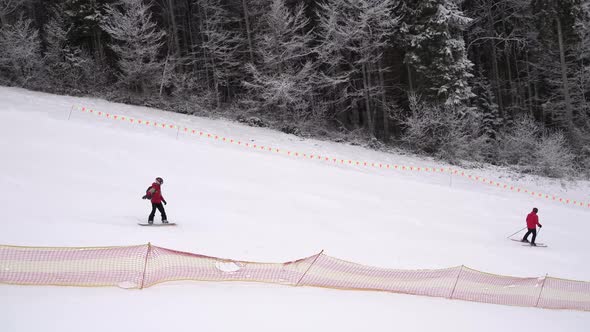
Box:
[0,87,589,331]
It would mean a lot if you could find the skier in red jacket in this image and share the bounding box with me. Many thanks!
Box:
[142,177,168,224]
[521,208,542,246]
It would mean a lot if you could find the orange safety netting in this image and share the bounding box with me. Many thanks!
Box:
[71,105,589,210]
[1,244,588,312]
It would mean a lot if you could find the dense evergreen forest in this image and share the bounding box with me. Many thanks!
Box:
[1,0,589,178]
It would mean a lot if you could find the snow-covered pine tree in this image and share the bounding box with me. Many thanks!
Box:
[0,16,41,86]
[315,0,400,135]
[101,0,166,94]
[162,0,181,56]
[44,5,106,93]
[571,1,590,130]
[243,0,316,121]
[463,0,535,120]
[238,0,255,63]
[44,6,84,90]
[570,1,590,168]
[60,0,112,64]
[470,70,501,160]
[0,0,24,26]
[531,0,584,143]
[401,0,474,106]
[194,0,242,107]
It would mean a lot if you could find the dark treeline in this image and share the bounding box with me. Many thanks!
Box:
[1,0,589,178]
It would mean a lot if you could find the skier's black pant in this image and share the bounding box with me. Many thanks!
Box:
[523,228,537,244]
[149,203,167,221]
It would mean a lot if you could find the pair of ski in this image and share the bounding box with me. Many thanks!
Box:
[510,238,547,247]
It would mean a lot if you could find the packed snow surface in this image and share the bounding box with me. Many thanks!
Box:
[1,87,589,331]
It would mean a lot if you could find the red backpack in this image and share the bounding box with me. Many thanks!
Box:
[142,186,156,200]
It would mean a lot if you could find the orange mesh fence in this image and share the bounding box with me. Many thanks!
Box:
[1,243,588,312]
[142,245,316,288]
[451,267,544,307]
[538,277,590,311]
[0,244,147,288]
[297,255,460,298]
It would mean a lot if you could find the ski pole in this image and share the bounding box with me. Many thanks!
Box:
[506,227,527,239]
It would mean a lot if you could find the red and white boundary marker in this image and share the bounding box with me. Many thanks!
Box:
[75,105,589,210]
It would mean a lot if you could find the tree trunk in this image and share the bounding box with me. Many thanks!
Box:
[241,0,254,63]
[92,25,105,64]
[534,79,542,123]
[202,4,220,108]
[187,0,199,72]
[361,63,373,135]
[514,50,523,110]
[159,54,170,97]
[525,51,534,116]
[197,3,211,86]
[487,7,504,119]
[351,99,360,128]
[379,61,388,140]
[167,0,181,55]
[556,18,574,136]
[502,18,514,115]
[406,63,414,93]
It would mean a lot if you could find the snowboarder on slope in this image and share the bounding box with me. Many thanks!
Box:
[521,208,542,246]
[142,177,168,224]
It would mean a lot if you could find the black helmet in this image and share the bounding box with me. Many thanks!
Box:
[532,207,538,213]
[156,177,164,184]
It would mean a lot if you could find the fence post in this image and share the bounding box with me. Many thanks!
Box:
[67,105,74,121]
[140,242,152,290]
[296,250,324,287]
[535,274,548,308]
[176,127,180,140]
[449,169,453,187]
[450,265,464,299]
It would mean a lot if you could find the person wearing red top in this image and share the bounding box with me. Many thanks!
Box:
[522,208,542,246]
[142,177,168,224]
